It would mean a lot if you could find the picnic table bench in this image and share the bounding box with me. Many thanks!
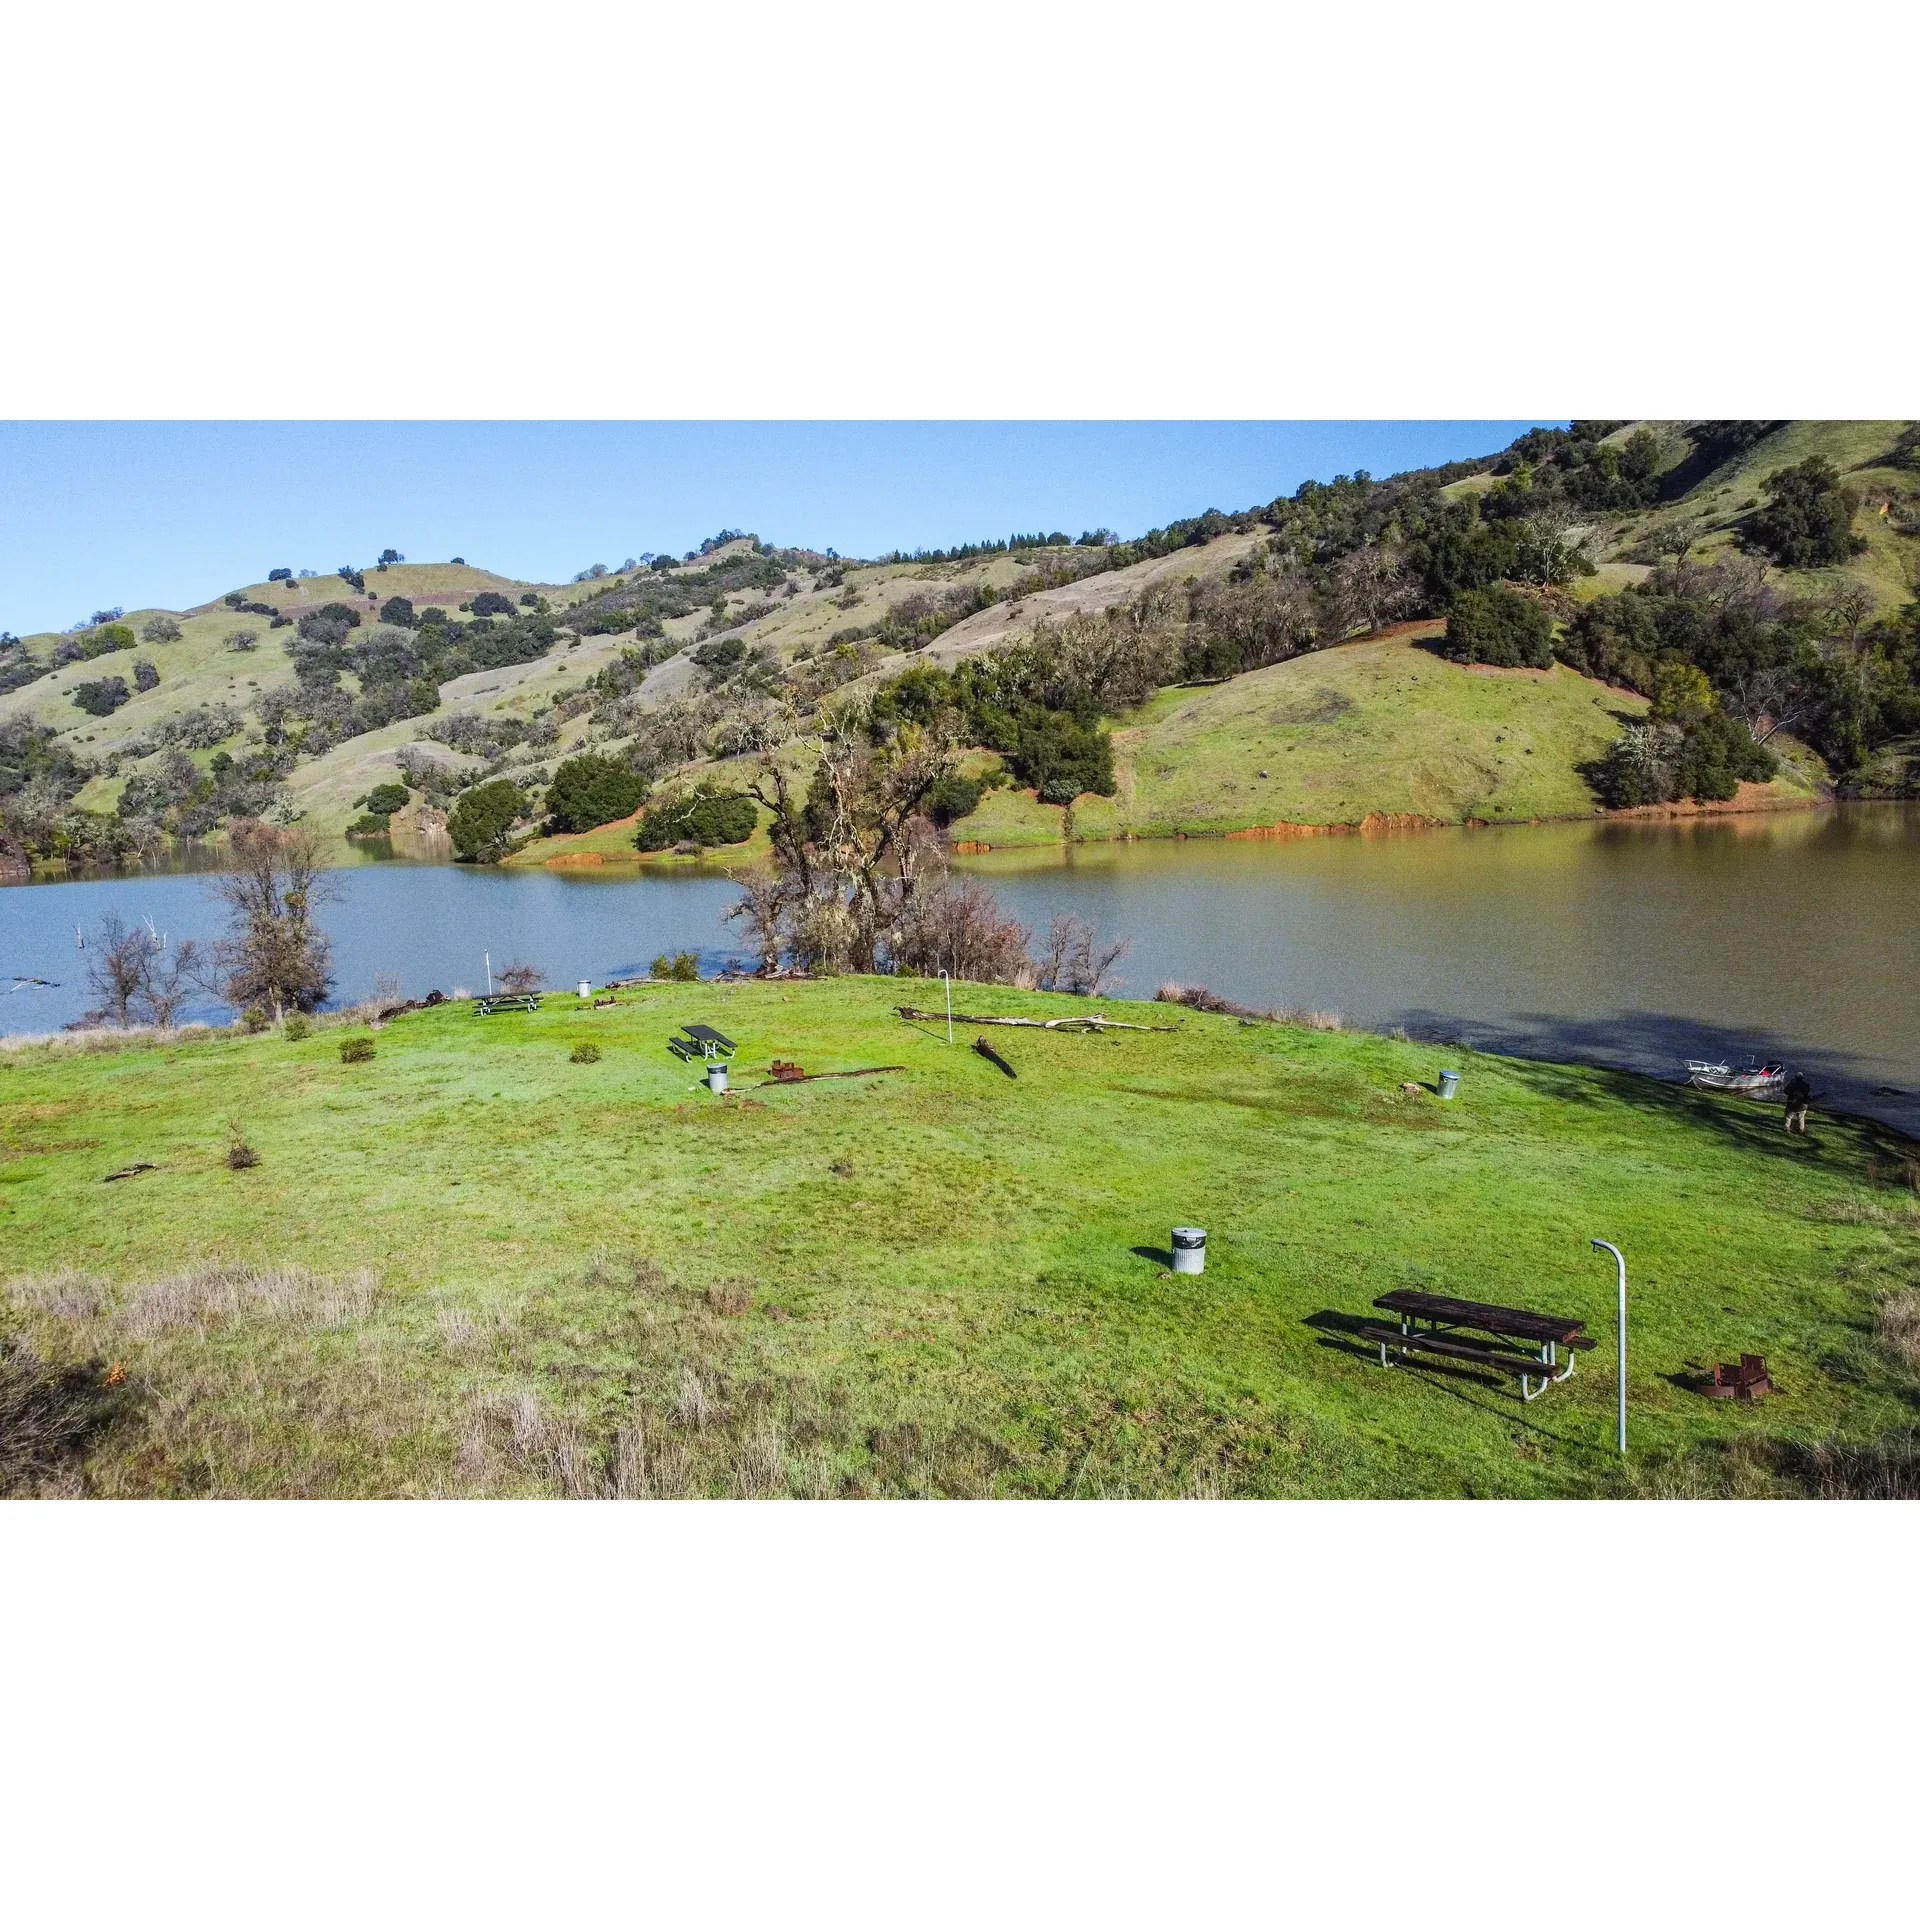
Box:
[667,1023,737,1063]
[1362,1288,1597,1403]
[474,994,540,1016]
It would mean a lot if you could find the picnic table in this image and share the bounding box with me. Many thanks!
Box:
[667,1023,737,1063]
[1363,1288,1597,1403]
[474,994,540,1016]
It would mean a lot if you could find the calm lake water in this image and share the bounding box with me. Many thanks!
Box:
[5,806,1917,1132]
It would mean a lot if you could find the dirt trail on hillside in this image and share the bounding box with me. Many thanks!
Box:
[921,531,1267,665]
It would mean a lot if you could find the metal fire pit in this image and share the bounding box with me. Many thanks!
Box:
[1703,1354,1774,1401]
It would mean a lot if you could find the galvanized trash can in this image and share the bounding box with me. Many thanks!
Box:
[1171,1226,1207,1275]
[578,980,593,999]
[706,1061,730,1094]
[1438,1069,1461,1100]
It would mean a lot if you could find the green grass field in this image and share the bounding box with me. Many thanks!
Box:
[5,979,1915,1498]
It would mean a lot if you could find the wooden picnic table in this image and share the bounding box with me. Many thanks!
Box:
[474,994,540,1016]
[1364,1288,1596,1403]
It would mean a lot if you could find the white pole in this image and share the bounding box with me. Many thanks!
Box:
[485,951,492,996]
[939,968,953,1044]
[1591,1239,1627,1454]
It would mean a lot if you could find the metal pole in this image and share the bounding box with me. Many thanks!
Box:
[485,952,492,996]
[1591,1239,1627,1454]
[939,969,953,1044]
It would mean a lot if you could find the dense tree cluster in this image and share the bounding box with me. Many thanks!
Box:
[447,778,527,861]
[1439,586,1555,668]
[1744,457,1866,569]
[1562,554,1920,793]
[634,780,757,851]
[544,751,649,834]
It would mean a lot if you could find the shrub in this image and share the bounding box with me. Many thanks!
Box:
[79,625,134,659]
[546,751,649,833]
[339,1035,375,1063]
[926,770,983,825]
[1440,585,1555,668]
[379,596,415,628]
[651,951,700,980]
[239,1005,271,1034]
[1593,709,1776,807]
[570,1041,602,1064]
[1747,457,1863,569]
[224,628,258,652]
[470,591,515,617]
[141,614,182,644]
[71,676,131,717]
[358,782,409,818]
[226,1126,260,1170]
[133,659,159,692]
[496,960,545,993]
[448,778,525,861]
[1008,709,1115,805]
[283,1013,310,1040]
[634,781,757,851]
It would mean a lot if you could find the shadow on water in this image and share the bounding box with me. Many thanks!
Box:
[1393,1005,1920,1144]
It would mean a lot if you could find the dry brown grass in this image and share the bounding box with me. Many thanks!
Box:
[0,1337,127,1495]
[1877,1289,1920,1374]
[114,1260,378,1337]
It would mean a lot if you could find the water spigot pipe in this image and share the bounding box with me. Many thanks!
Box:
[1591,1239,1627,1454]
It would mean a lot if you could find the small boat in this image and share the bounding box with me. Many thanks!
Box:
[1685,1058,1789,1098]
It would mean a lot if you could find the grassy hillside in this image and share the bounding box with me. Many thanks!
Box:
[4,978,1916,1499]
[5,422,1913,867]
[939,630,1827,849]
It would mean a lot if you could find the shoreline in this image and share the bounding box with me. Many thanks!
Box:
[1,786,1881,883]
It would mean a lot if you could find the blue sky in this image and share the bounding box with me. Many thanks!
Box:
[0,421,1559,637]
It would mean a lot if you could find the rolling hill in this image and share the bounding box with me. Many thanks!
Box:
[3,421,1914,868]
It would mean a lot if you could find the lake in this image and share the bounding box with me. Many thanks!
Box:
[5,805,1917,1133]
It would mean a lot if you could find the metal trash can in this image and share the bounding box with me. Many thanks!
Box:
[578,980,593,999]
[706,1061,729,1094]
[1171,1226,1207,1275]
[1438,1069,1461,1100]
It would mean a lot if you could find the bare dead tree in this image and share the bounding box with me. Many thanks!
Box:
[209,820,337,1022]
[83,913,152,1027]
[139,938,206,1029]
[1036,914,1128,996]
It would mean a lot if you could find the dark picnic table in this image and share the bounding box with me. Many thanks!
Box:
[667,1023,738,1063]
[474,994,540,1016]
[1364,1288,1597,1402]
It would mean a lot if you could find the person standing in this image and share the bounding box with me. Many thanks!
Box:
[1783,1070,1812,1133]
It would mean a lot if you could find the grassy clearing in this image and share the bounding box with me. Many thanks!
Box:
[3,977,1916,1498]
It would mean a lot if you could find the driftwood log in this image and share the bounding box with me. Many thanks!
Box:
[973,1037,1017,1078]
[896,1007,1174,1034]
[754,1065,906,1087]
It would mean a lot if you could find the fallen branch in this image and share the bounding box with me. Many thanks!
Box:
[102,1163,157,1182]
[973,1037,1017,1078]
[896,1006,1173,1034]
[754,1065,906,1087]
